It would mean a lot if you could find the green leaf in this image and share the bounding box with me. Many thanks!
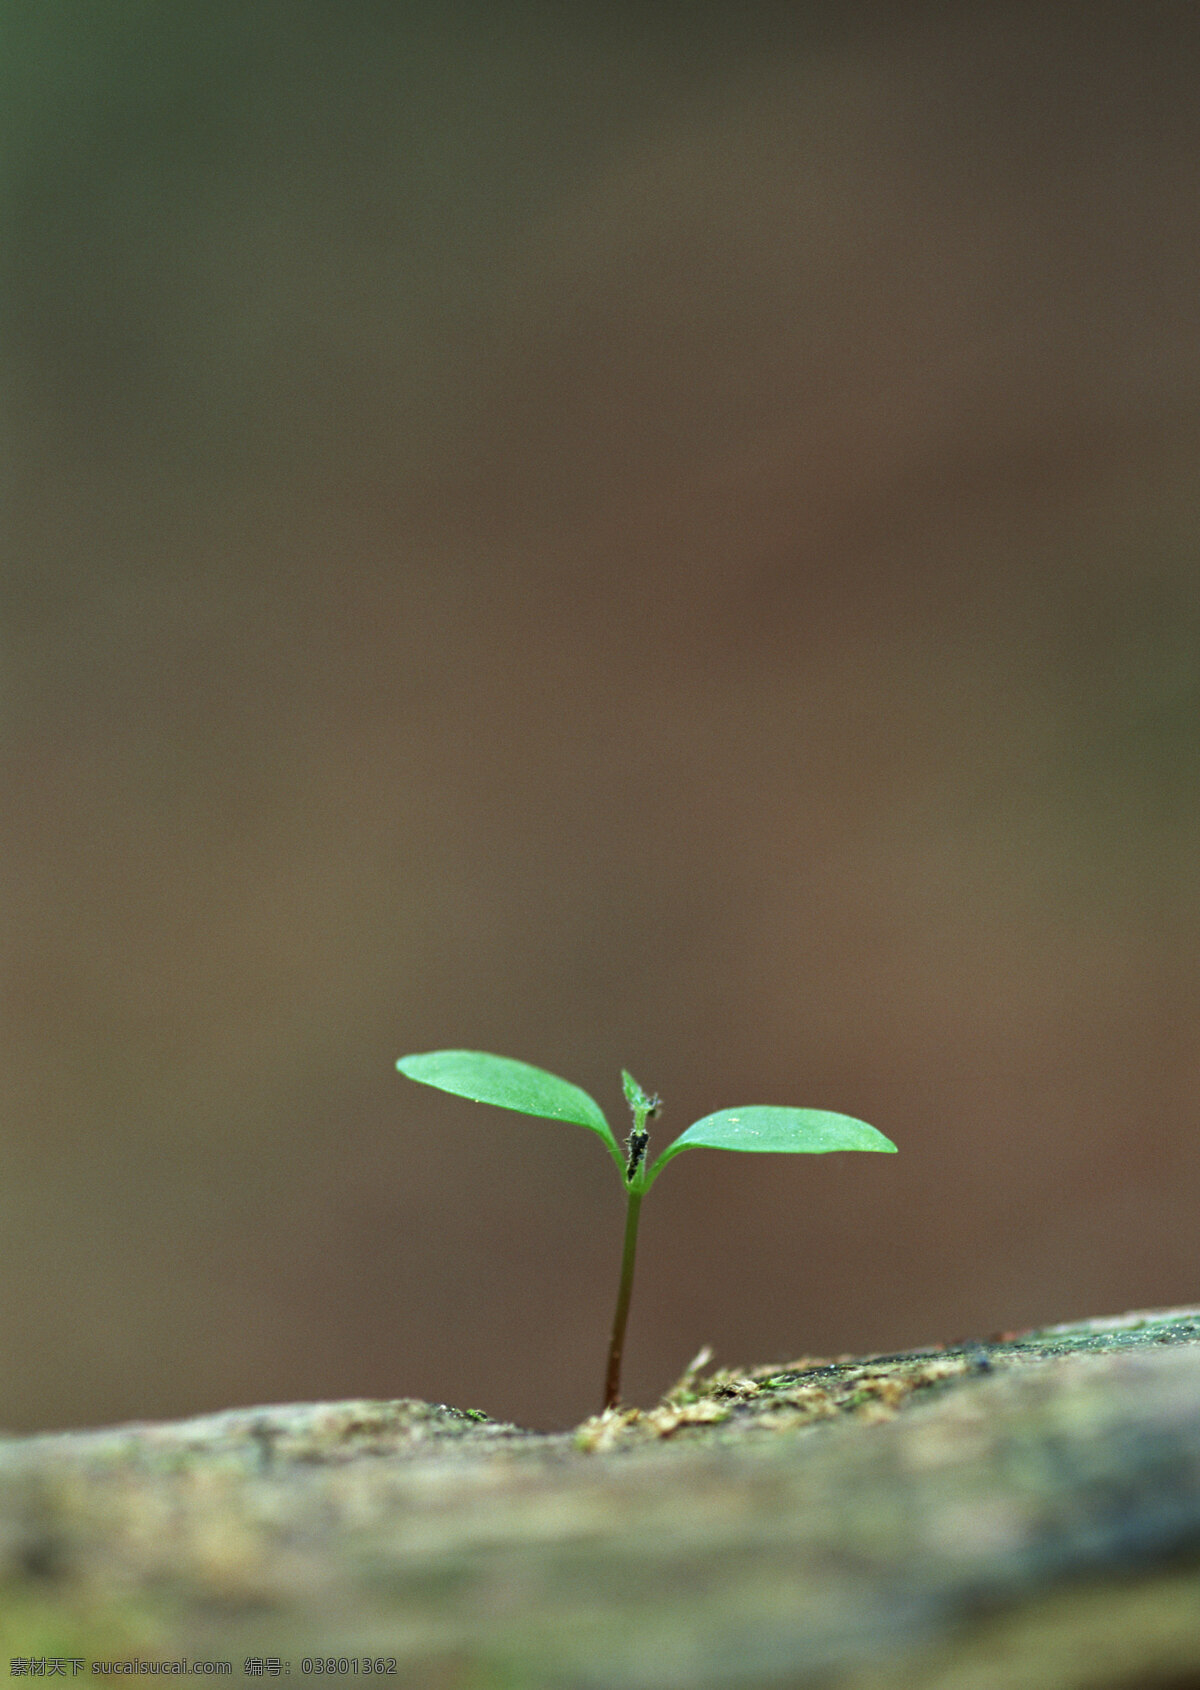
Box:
[621,1069,652,1115]
[396,1049,622,1168]
[646,1106,896,1186]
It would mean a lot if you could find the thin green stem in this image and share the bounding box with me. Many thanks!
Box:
[603,1185,643,1412]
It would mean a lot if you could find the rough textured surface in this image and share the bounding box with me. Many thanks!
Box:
[2,1309,1200,1686]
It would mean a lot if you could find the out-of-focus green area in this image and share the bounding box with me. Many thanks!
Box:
[3,4,1200,1431]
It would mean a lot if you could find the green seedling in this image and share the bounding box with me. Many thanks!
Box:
[395,1048,897,1413]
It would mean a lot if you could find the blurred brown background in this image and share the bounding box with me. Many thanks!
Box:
[4,3,1200,1433]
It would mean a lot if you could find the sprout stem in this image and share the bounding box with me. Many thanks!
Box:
[603,1185,643,1412]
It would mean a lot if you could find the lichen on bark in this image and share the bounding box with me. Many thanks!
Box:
[2,1308,1200,1687]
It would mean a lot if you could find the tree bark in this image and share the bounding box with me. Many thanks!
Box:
[2,1308,1200,1687]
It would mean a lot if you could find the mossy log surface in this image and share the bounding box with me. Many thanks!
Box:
[3,1308,1200,1687]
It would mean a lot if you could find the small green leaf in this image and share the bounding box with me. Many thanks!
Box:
[646,1106,896,1185]
[396,1049,622,1167]
[621,1069,653,1115]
